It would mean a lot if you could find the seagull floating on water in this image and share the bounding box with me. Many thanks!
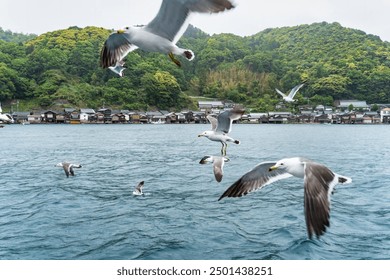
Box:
[219,157,352,239]
[55,162,82,178]
[100,0,235,75]
[275,83,305,102]
[133,181,145,196]
[199,155,230,182]
[198,106,245,156]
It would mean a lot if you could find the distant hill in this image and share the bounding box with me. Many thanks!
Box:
[0,22,389,111]
[0,27,37,43]
[187,22,390,109]
[245,22,390,103]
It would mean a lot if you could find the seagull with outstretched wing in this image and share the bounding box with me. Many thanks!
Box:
[100,0,235,75]
[219,157,352,239]
[55,162,82,177]
[275,83,305,102]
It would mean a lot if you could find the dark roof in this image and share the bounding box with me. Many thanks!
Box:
[12,112,30,117]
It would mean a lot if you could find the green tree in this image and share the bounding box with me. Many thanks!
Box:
[26,48,68,80]
[311,75,351,99]
[67,41,99,81]
[141,71,182,110]
[309,94,333,106]
[0,62,34,100]
[34,70,67,97]
[0,63,17,100]
[0,27,36,43]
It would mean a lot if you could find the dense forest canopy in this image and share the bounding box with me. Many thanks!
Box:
[0,22,389,112]
[0,27,37,43]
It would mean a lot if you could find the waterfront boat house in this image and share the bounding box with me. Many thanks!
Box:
[381,108,390,123]
[335,100,370,111]
[27,114,42,124]
[42,110,58,123]
[80,108,96,123]
[11,112,30,123]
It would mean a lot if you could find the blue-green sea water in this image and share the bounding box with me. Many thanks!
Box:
[0,124,389,259]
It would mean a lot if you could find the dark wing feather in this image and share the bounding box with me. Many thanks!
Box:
[69,166,75,176]
[62,162,70,177]
[218,162,292,200]
[135,181,145,192]
[100,32,137,68]
[304,162,334,239]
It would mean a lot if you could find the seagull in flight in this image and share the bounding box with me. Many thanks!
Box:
[100,0,235,76]
[199,155,230,182]
[55,162,82,178]
[198,105,245,156]
[275,83,305,102]
[133,181,145,196]
[219,157,352,239]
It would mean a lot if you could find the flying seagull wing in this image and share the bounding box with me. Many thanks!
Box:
[145,0,191,43]
[135,181,145,193]
[275,88,287,98]
[219,162,292,200]
[288,83,305,99]
[100,31,138,68]
[61,162,70,177]
[216,106,245,133]
[145,0,235,43]
[303,161,335,239]
[207,114,218,131]
[69,165,75,176]
[213,157,225,182]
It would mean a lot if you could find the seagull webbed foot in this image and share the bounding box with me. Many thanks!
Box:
[221,143,227,156]
[169,52,181,67]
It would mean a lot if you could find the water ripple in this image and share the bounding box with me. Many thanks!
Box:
[1,124,390,259]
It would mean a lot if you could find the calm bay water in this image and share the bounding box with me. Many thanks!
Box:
[0,123,389,260]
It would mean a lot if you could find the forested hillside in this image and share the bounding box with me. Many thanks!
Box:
[0,27,37,43]
[1,22,389,112]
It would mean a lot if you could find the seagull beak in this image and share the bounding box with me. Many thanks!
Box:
[269,165,278,172]
[198,134,203,137]
[117,29,125,34]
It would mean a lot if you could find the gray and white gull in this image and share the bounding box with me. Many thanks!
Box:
[275,83,305,102]
[100,0,235,75]
[55,162,82,178]
[133,181,145,196]
[219,157,352,239]
[198,106,245,156]
[199,155,230,182]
